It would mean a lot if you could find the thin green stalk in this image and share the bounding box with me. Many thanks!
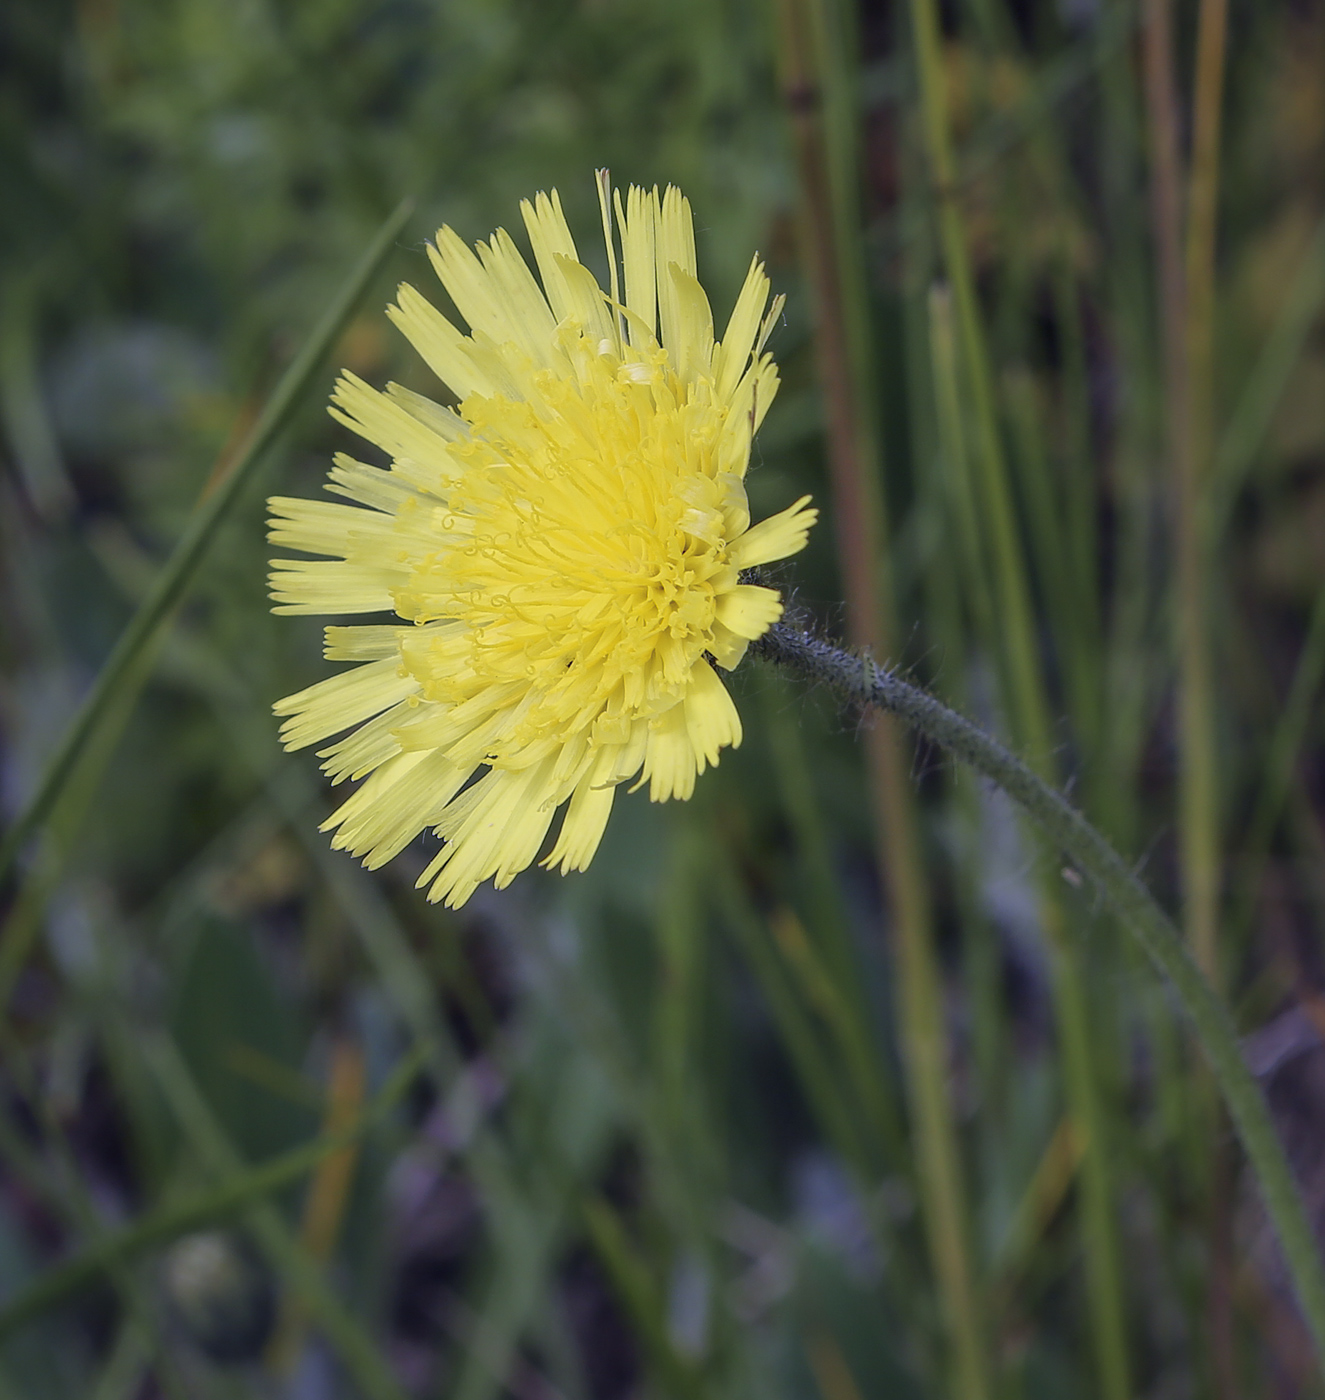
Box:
[775,1,991,1392]
[89,1319,151,1400]
[1186,7,1236,1358]
[761,682,863,1012]
[143,1034,410,1400]
[908,2,1131,1390]
[916,204,1009,1124]
[1229,588,1325,948]
[581,1199,707,1400]
[0,197,413,889]
[1096,0,1162,860]
[928,286,993,649]
[716,862,877,1179]
[1209,212,1325,544]
[0,1115,186,1400]
[0,1047,427,1343]
[0,638,158,1011]
[754,621,1325,1370]
[1141,0,1221,987]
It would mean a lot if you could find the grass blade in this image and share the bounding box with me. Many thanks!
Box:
[0,197,414,888]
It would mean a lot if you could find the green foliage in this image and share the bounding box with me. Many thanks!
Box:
[2,0,1325,1396]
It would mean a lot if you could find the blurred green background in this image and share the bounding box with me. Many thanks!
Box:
[3,0,1325,1396]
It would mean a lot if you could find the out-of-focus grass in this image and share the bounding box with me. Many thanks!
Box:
[2,0,1325,1397]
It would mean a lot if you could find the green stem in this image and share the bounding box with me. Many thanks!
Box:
[0,1046,427,1343]
[1232,587,1325,949]
[754,620,1325,1369]
[0,198,414,890]
[144,1035,411,1400]
[909,0,1130,1386]
[775,1,991,1392]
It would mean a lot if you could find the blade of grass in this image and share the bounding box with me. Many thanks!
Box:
[266,1035,367,1374]
[716,860,877,1179]
[0,1046,427,1344]
[581,1198,707,1400]
[908,3,1132,1391]
[774,1,992,1392]
[143,1032,411,1400]
[1141,0,1221,988]
[1096,0,1164,859]
[141,621,593,1400]
[0,1032,194,1400]
[0,196,414,890]
[769,905,906,1171]
[0,265,75,525]
[759,682,866,1026]
[1208,212,1325,545]
[1184,2,1237,1382]
[89,1318,151,1400]
[1229,587,1325,949]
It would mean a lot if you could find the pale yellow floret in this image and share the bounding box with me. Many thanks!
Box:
[614,185,658,344]
[268,559,400,616]
[269,174,816,908]
[728,495,819,569]
[329,372,461,476]
[323,625,402,662]
[386,284,496,401]
[273,657,418,750]
[518,189,580,324]
[715,585,785,639]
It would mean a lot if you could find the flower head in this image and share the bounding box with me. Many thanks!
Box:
[269,175,816,907]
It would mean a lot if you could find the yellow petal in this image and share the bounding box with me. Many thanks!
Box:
[329,372,459,474]
[707,622,751,672]
[323,625,402,662]
[274,657,418,751]
[640,701,698,802]
[427,225,510,343]
[419,759,559,907]
[477,227,559,362]
[519,189,581,324]
[615,185,659,345]
[386,283,495,400]
[553,253,615,347]
[385,383,468,442]
[542,768,616,874]
[655,185,697,366]
[268,559,400,616]
[728,495,818,569]
[267,497,391,558]
[325,748,467,866]
[664,262,715,384]
[714,584,783,640]
[326,453,427,513]
[713,255,770,403]
[684,659,742,769]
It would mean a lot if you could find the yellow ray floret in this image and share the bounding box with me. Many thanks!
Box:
[269,174,816,908]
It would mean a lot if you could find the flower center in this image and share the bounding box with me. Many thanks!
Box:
[391,344,742,759]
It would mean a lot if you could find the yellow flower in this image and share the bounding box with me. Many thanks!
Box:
[268,175,816,908]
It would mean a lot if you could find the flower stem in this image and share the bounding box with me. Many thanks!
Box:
[754,619,1325,1369]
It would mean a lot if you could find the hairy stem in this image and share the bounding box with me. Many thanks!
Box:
[754,619,1325,1369]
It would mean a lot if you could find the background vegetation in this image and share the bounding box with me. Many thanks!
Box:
[2,0,1325,1395]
